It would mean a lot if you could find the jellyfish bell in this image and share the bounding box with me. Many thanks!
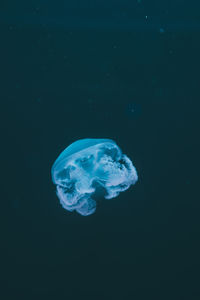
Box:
[51,138,138,216]
[51,138,116,184]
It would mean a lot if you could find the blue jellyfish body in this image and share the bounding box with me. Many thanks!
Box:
[51,138,138,216]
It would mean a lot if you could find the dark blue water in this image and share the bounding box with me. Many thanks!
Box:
[1,1,200,299]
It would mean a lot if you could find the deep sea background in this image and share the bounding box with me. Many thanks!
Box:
[0,1,200,299]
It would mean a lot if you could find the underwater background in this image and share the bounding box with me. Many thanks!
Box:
[1,1,200,299]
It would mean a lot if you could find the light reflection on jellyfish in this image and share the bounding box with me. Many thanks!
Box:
[51,138,138,216]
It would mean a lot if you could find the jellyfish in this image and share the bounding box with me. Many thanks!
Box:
[51,138,138,216]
